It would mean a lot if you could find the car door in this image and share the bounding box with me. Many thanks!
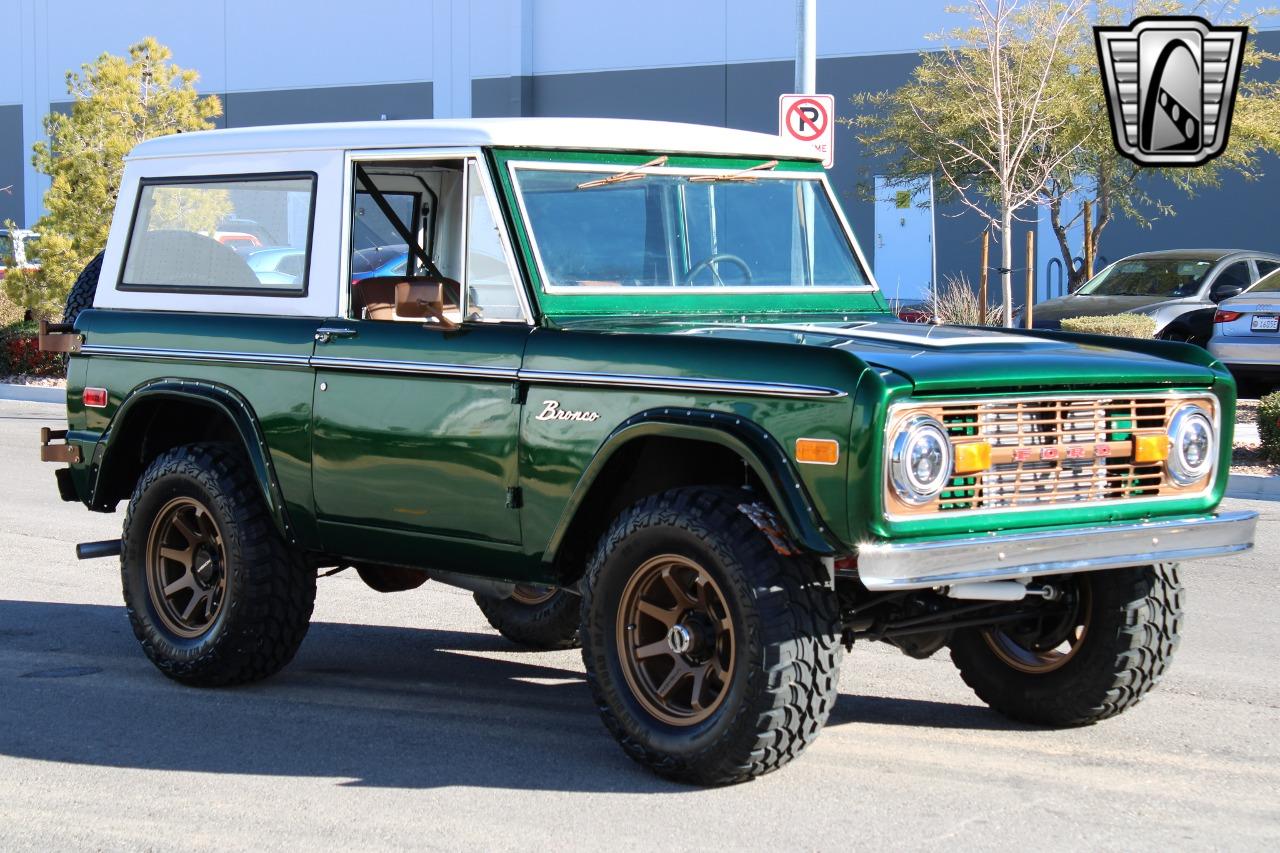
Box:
[311,154,532,572]
[1183,259,1254,343]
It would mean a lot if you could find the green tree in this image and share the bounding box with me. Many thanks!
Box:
[849,1,1280,316]
[5,37,221,317]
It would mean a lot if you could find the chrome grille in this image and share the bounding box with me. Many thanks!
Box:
[886,394,1215,516]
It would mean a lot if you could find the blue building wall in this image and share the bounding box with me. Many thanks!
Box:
[2,0,1279,306]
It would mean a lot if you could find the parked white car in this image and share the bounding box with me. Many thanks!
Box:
[1208,270,1280,394]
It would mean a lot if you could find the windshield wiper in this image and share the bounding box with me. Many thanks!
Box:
[688,160,779,183]
[576,156,669,190]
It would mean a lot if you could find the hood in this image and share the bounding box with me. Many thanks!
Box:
[556,315,1220,393]
[1033,292,1200,326]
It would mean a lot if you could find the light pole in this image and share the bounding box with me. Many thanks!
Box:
[795,0,816,94]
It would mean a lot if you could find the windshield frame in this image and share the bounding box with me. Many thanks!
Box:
[505,158,878,297]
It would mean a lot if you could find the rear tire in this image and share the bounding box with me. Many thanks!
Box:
[121,443,315,686]
[474,585,581,650]
[62,251,104,324]
[581,487,842,785]
[949,564,1182,726]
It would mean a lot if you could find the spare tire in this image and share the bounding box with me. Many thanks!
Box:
[63,251,105,325]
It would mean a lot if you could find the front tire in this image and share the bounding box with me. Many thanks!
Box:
[121,443,316,686]
[949,564,1183,726]
[474,585,581,650]
[581,488,842,785]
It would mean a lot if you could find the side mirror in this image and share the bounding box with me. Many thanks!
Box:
[1211,283,1244,303]
[395,279,459,329]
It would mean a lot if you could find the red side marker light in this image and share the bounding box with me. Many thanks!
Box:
[83,387,108,408]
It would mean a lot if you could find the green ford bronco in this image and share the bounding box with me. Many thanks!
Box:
[39,118,1256,785]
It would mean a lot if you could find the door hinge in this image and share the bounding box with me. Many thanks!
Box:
[506,487,523,509]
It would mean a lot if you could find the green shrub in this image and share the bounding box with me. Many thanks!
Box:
[1059,313,1158,338]
[1260,391,1280,465]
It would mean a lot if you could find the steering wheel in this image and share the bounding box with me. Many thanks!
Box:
[684,253,753,286]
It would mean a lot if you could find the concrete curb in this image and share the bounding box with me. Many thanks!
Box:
[1226,473,1280,501]
[0,383,66,404]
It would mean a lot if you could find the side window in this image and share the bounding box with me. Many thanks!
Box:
[121,174,314,294]
[465,160,524,321]
[1215,261,1251,291]
[1255,260,1280,278]
[352,190,414,276]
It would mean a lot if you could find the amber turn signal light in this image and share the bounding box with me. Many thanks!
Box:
[953,441,992,474]
[795,438,839,465]
[1133,434,1170,463]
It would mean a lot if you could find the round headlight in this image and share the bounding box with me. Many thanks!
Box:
[890,415,953,505]
[1166,405,1214,486]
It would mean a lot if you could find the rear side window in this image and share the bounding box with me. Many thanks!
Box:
[121,173,315,294]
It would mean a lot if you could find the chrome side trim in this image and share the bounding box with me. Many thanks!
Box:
[311,356,519,381]
[79,345,845,398]
[79,344,311,368]
[855,510,1258,591]
[517,369,846,399]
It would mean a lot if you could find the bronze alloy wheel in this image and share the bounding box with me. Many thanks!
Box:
[616,554,735,726]
[145,496,228,639]
[510,584,558,606]
[981,581,1093,674]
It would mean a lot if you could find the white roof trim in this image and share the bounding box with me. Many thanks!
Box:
[127,118,821,162]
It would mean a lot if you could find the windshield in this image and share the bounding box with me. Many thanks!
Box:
[1077,258,1212,297]
[511,166,869,291]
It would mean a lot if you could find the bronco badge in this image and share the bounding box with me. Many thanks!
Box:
[535,400,601,422]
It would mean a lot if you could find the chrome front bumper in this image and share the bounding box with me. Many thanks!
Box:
[856,511,1258,591]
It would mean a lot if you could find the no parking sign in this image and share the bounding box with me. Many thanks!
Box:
[779,93,834,168]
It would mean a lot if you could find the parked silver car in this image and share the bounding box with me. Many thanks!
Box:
[1208,270,1280,393]
[1030,250,1280,345]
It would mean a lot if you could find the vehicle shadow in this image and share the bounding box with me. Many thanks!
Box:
[0,599,1021,790]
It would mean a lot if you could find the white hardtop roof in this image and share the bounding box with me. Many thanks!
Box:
[127,117,821,162]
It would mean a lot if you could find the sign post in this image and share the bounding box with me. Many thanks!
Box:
[779,93,834,168]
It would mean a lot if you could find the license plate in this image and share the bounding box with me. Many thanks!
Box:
[1251,315,1279,332]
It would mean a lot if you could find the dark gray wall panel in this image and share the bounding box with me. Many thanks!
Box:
[473,76,534,118]
[530,65,726,124]
[0,105,24,226]
[224,81,432,127]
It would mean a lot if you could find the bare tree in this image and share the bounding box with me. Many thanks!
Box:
[852,0,1087,325]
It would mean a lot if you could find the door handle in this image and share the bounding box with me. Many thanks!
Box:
[315,327,358,344]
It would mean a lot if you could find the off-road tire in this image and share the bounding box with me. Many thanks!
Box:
[121,443,315,686]
[949,564,1183,727]
[581,487,842,786]
[474,589,581,650]
[62,251,104,324]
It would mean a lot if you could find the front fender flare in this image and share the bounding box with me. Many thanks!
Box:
[91,379,296,543]
[545,408,839,562]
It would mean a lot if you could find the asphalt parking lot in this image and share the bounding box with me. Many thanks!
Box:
[1,398,1278,851]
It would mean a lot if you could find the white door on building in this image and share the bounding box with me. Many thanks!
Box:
[873,176,934,305]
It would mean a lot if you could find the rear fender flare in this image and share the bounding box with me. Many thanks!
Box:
[92,379,295,543]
